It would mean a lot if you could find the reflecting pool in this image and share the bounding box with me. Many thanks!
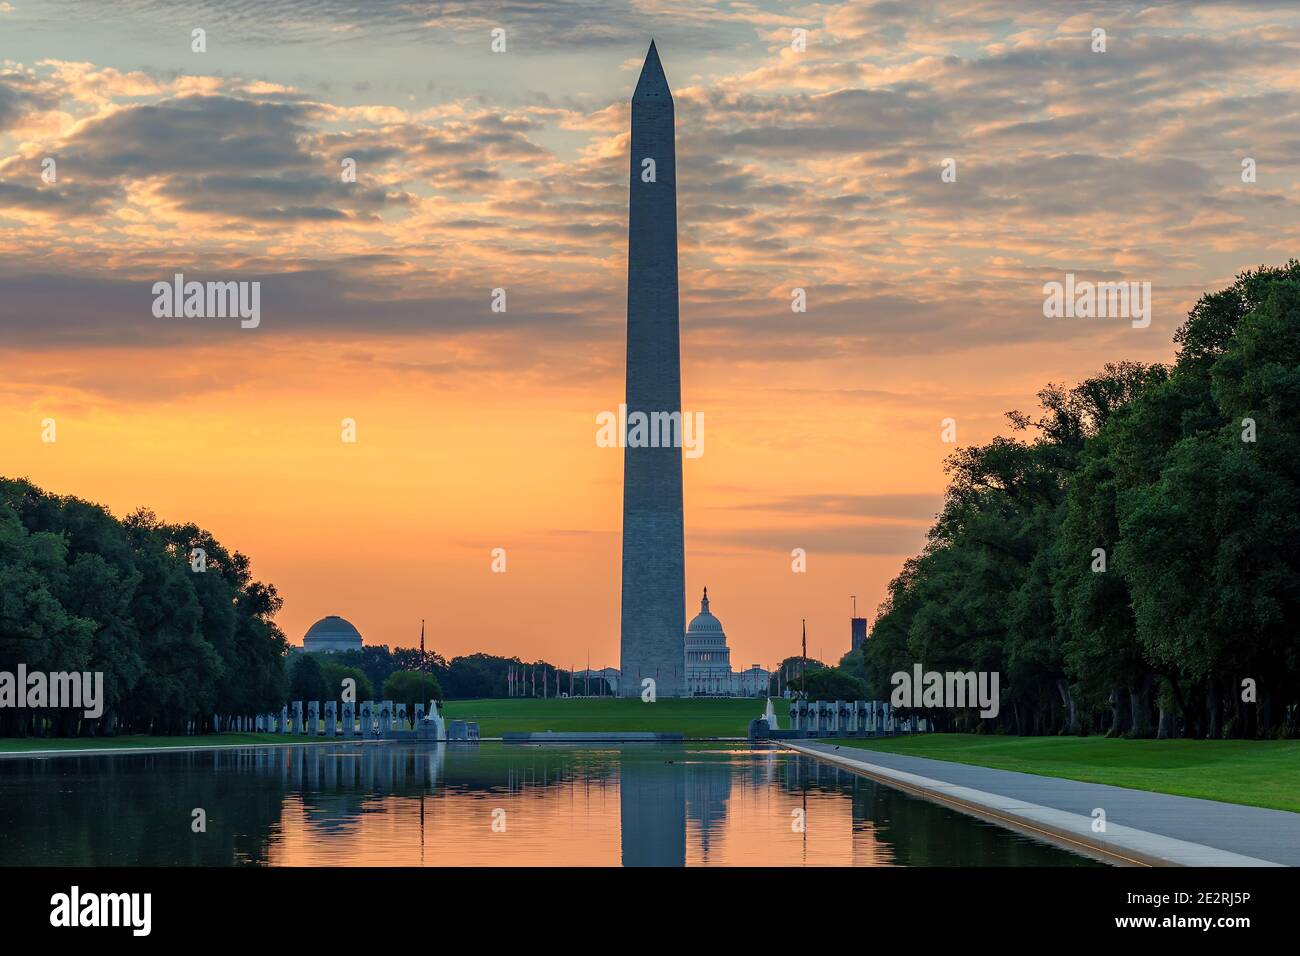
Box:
[0,742,1100,866]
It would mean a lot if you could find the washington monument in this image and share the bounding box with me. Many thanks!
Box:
[618,41,686,697]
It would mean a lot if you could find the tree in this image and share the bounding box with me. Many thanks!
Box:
[289,654,328,705]
[320,661,373,704]
[865,265,1300,739]
[382,670,443,714]
[801,668,867,702]
[0,478,290,737]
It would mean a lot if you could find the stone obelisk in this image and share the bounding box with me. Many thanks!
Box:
[619,41,685,698]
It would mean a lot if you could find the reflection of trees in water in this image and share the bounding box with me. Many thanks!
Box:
[0,744,624,865]
[0,750,287,866]
[285,744,632,838]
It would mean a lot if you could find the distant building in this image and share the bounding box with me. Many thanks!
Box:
[685,589,769,697]
[301,615,363,654]
[572,667,621,695]
[851,617,868,653]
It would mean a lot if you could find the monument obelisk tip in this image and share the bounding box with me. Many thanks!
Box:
[634,39,671,101]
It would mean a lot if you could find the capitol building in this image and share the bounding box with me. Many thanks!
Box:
[576,589,771,697]
[685,589,769,697]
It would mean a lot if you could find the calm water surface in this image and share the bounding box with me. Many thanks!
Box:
[0,743,1100,866]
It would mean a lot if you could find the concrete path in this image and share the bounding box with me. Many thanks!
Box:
[787,741,1298,867]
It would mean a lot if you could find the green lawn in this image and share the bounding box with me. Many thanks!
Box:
[0,698,767,753]
[825,734,1300,813]
[441,696,763,738]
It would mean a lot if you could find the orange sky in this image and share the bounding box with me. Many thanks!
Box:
[3,1,1297,670]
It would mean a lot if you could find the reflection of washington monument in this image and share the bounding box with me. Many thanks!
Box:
[618,41,687,697]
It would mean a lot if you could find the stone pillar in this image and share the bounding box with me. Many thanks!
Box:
[293,701,304,735]
[379,700,393,737]
[360,701,373,738]
[342,701,354,737]
[395,703,408,730]
[307,701,319,736]
[414,703,425,724]
[279,705,288,734]
[324,700,337,736]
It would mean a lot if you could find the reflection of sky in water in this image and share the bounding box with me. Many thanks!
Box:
[0,744,1100,867]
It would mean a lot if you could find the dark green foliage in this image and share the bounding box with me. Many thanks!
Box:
[323,644,569,700]
[866,265,1300,739]
[0,479,288,737]
[800,667,867,702]
[319,660,373,704]
[288,653,328,705]
[381,670,443,713]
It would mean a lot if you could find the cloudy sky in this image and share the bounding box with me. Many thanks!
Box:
[2,0,1297,669]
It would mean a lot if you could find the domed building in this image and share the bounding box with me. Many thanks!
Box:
[302,615,363,654]
[685,589,769,697]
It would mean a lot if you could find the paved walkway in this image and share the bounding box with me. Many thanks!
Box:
[787,741,1299,867]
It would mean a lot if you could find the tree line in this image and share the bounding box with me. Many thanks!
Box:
[0,477,589,738]
[287,647,575,706]
[1,478,288,736]
[861,264,1300,739]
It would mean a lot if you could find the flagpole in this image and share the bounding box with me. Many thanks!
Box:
[801,619,807,699]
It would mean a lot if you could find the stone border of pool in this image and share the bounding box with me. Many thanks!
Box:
[783,741,1281,868]
[0,738,394,760]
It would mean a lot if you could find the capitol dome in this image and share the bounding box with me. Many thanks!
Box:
[303,615,363,654]
[685,588,731,678]
[688,589,724,635]
[683,588,769,697]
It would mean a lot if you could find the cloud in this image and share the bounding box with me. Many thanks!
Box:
[0,256,604,347]
[0,68,58,131]
[720,493,945,521]
[2,0,1299,373]
[693,523,931,557]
